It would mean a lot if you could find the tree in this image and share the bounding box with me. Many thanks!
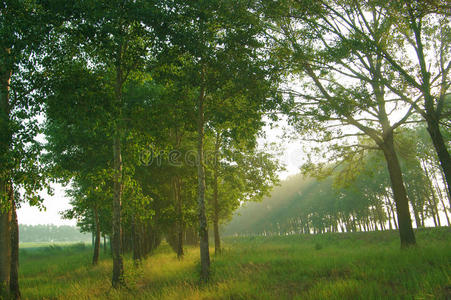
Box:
[0,1,59,297]
[62,171,113,265]
[302,0,451,207]
[266,0,417,246]
[164,0,281,278]
[206,131,282,254]
[42,0,170,287]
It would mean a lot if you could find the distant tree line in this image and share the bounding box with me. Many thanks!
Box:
[18,225,90,243]
[226,126,450,236]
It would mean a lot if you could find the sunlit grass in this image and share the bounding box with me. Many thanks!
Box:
[18,227,451,299]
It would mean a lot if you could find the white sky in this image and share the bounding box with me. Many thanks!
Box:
[17,183,76,225]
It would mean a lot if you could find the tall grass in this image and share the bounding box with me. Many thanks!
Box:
[18,228,451,299]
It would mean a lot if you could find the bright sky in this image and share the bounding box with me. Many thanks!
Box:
[17,119,306,226]
[17,183,77,225]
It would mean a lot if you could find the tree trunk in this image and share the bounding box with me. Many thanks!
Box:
[112,134,124,287]
[92,207,100,266]
[439,197,450,226]
[381,135,416,247]
[439,169,451,209]
[172,176,184,260]
[411,200,422,229]
[410,19,451,203]
[430,193,441,227]
[213,132,221,255]
[196,76,210,281]
[391,205,398,230]
[109,235,113,256]
[387,209,393,230]
[103,234,107,254]
[0,182,12,298]
[422,160,442,227]
[111,50,125,287]
[132,214,141,266]
[432,175,450,226]
[10,193,20,300]
[425,110,451,207]
[0,49,12,299]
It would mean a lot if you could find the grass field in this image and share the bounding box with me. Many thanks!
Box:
[18,227,451,299]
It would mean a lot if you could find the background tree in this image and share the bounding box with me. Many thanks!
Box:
[265,0,420,247]
[164,0,281,278]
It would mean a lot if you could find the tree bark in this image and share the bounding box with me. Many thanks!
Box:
[92,207,100,266]
[213,132,221,255]
[439,169,451,209]
[422,160,442,226]
[111,49,125,287]
[0,182,12,298]
[196,74,210,281]
[111,134,124,287]
[0,49,12,298]
[432,174,450,226]
[132,215,141,266]
[411,199,422,229]
[381,134,416,247]
[426,116,451,204]
[10,192,20,300]
[174,177,184,260]
[408,16,451,201]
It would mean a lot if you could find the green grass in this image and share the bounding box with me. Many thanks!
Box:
[18,228,451,299]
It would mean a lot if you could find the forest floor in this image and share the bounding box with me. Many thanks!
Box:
[18,227,451,299]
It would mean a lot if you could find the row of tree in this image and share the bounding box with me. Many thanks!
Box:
[227,126,450,236]
[0,0,449,298]
[1,0,283,297]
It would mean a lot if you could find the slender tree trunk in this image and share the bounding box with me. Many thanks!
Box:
[173,176,184,260]
[431,193,441,227]
[92,207,100,266]
[411,199,422,229]
[103,234,107,254]
[425,111,451,205]
[196,75,210,281]
[132,215,141,266]
[432,174,450,226]
[381,134,416,247]
[213,132,221,255]
[409,19,451,201]
[112,133,124,287]
[0,49,12,299]
[391,204,398,230]
[422,160,442,226]
[0,182,12,298]
[420,209,425,227]
[109,235,113,256]
[439,197,450,226]
[387,209,393,230]
[111,51,125,287]
[10,192,19,300]
[439,169,451,209]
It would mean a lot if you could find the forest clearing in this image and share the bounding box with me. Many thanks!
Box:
[1,0,450,299]
[18,228,451,300]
